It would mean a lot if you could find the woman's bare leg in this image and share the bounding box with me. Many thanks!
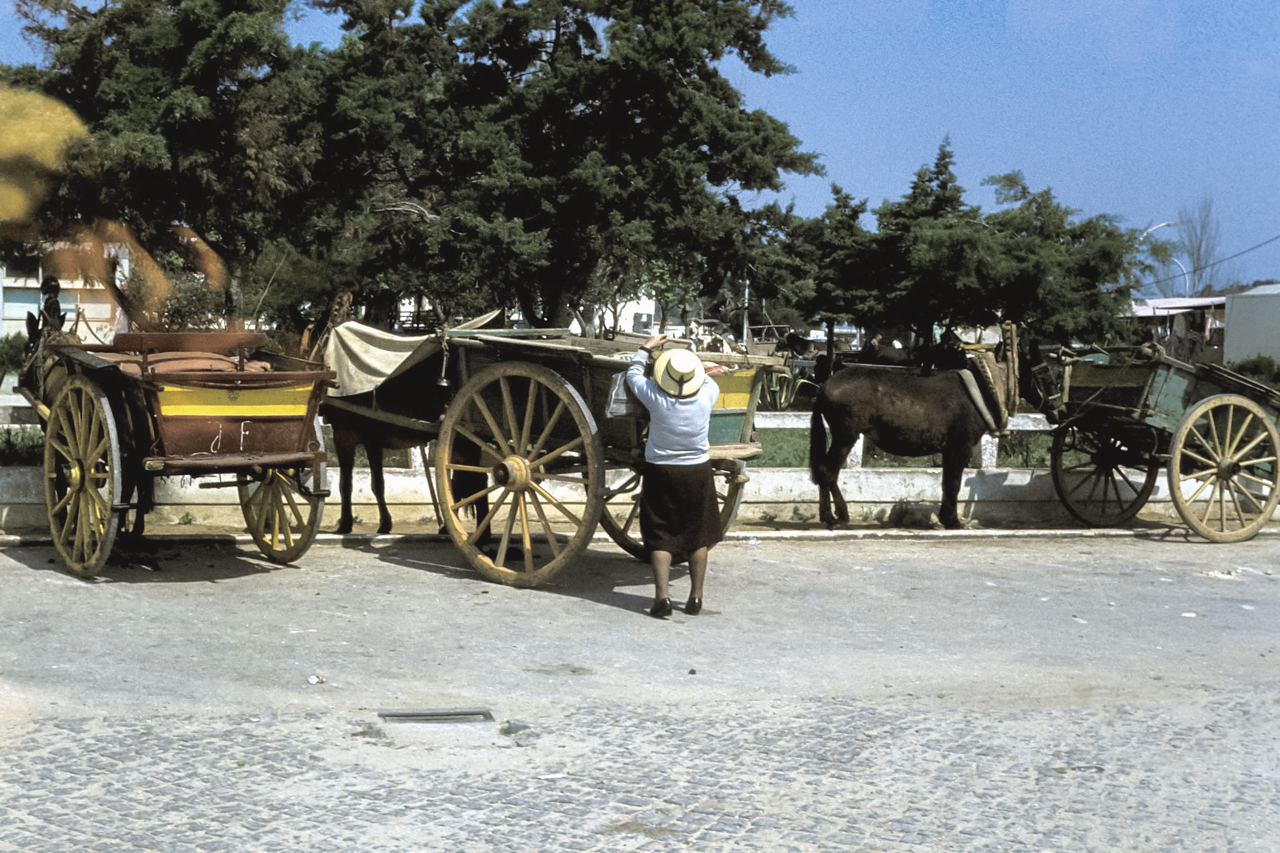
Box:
[650,550,672,602]
[688,547,707,601]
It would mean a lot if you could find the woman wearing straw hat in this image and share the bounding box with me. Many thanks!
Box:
[626,333,721,618]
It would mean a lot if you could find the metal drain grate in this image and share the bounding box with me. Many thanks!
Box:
[376,708,495,724]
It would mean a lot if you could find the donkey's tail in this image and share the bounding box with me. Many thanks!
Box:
[809,405,828,485]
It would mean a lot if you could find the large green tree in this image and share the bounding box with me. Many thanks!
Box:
[868,141,993,342]
[308,0,821,328]
[788,189,873,336]
[983,171,1141,344]
[789,143,1148,347]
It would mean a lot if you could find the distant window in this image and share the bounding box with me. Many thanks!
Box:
[2,255,40,280]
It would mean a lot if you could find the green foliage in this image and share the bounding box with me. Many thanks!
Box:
[6,4,1145,348]
[789,189,874,328]
[0,333,27,386]
[121,252,229,330]
[786,142,1146,347]
[982,170,1137,344]
[299,0,822,328]
[1228,356,1280,391]
[870,141,992,339]
[643,259,703,330]
[0,426,43,466]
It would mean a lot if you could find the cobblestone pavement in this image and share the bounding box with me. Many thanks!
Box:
[0,535,1277,851]
[0,694,1277,852]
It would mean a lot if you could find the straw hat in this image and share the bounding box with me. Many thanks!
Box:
[653,348,706,398]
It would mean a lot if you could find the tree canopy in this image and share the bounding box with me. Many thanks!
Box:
[2,6,1155,347]
[794,142,1147,346]
[3,0,821,331]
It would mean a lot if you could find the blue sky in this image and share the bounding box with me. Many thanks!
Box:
[4,0,1279,291]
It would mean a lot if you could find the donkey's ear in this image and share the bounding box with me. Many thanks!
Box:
[26,312,38,338]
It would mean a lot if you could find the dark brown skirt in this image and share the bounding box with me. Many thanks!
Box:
[639,461,722,556]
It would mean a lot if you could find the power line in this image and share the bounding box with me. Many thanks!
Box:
[1148,231,1280,288]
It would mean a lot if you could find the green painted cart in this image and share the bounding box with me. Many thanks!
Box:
[1048,344,1280,542]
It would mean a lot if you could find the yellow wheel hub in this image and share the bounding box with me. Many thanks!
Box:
[492,455,533,491]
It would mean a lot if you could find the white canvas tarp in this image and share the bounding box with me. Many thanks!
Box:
[323,321,440,397]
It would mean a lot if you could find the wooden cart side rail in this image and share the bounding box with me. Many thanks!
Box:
[446,328,575,340]
[48,344,154,382]
[147,450,327,476]
[149,370,336,390]
[566,334,788,368]
[467,333,590,354]
[48,345,335,389]
[1197,362,1280,412]
[440,328,787,369]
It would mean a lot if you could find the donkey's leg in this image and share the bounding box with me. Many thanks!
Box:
[817,482,832,526]
[823,433,856,526]
[451,442,492,547]
[367,443,392,534]
[332,427,358,534]
[938,446,969,529]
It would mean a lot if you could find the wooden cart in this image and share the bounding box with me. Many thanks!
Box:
[323,326,784,587]
[1046,344,1280,542]
[19,330,334,576]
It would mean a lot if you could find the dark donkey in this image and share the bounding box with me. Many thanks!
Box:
[324,357,448,535]
[809,331,1021,530]
[322,327,489,536]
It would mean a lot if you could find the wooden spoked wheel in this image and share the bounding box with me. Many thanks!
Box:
[43,375,122,578]
[600,459,748,562]
[237,419,326,563]
[1050,422,1159,527]
[1167,394,1280,543]
[436,362,604,587]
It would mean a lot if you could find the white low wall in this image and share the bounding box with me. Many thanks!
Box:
[0,462,1180,534]
[0,409,1182,533]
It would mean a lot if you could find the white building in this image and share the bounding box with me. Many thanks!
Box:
[0,244,129,342]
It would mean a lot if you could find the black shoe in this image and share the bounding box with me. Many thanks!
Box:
[649,597,673,618]
[685,597,702,616]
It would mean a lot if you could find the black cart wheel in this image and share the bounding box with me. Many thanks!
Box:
[1168,394,1280,543]
[435,362,604,587]
[1050,422,1159,527]
[43,375,122,577]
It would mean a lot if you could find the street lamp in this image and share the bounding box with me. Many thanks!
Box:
[1141,221,1183,240]
[1171,258,1191,298]
[1138,220,1189,297]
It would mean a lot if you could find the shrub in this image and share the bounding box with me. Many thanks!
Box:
[1228,356,1280,391]
[0,426,43,466]
[0,332,27,390]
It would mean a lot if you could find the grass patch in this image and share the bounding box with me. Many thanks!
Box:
[995,430,1054,468]
[755,427,1056,469]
